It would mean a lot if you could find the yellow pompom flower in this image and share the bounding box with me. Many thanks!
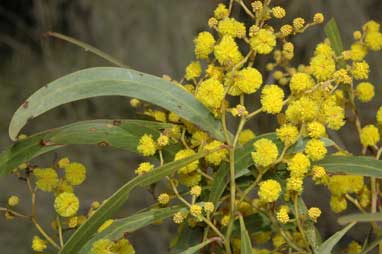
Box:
[350,43,368,61]
[261,85,285,114]
[34,168,59,192]
[190,185,202,197]
[251,138,279,167]
[157,134,169,147]
[185,61,201,80]
[365,32,382,51]
[310,54,336,81]
[330,196,347,213]
[347,241,362,254]
[137,134,156,156]
[206,64,224,81]
[158,193,170,205]
[351,61,369,80]
[288,153,311,177]
[258,180,282,202]
[173,211,186,224]
[191,131,209,147]
[179,172,202,187]
[111,239,135,254]
[276,206,289,224]
[328,175,364,196]
[135,162,154,176]
[32,236,47,252]
[214,3,229,19]
[58,157,70,168]
[272,6,286,19]
[307,121,326,138]
[97,219,114,233]
[286,177,304,194]
[308,207,321,222]
[289,72,315,94]
[238,129,255,145]
[204,202,215,214]
[8,195,19,206]
[280,25,293,37]
[195,78,225,109]
[194,32,215,59]
[175,149,199,174]
[204,140,228,165]
[233,67,263,94]
[64,162,86,186]
[250,29,276,54]
[276,124,299,146]
[323,104,345,130]
[130,98,140,108]
[218,18,246,38]
[286,97,319,124]
[356,82,375,102]
[221,215,230,226]
[54,192,79,217]
[190,204,203,217]
[360,124,380,147]
[214,35,243,66]
[91,239,114,254]
[312,165,327,183]
[377,106,382,125]
[313,13,324,24]
[293,17,305,30]
[305,139,327,161]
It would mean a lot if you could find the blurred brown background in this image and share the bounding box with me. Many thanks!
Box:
[0,0,381,253]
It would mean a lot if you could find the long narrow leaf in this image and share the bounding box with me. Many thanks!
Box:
[9,67,225,141]
[239,215,252,254]
[179,238,218,254]
[60,150,208,254]
[208,163,228,206]
[338,213,382,225]
[324,18,344,56]
[317,222,355,254]
[0,120,171,176]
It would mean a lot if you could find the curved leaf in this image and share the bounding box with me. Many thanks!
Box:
[0,120,171,176]
[208,163,228,206]
[338,213,382,225]
[324,18,344,56]
[239,215,252,254]
[60,150,208,254]
[179,238,218,254]
[297,198,321,253]
[317,156,382,177]
[317,222,355,254]
[9,67,225,141]
[80,206,183,254]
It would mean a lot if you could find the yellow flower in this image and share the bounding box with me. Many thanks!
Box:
[272,6,286,19]
[233,67,263,94]
[313,13,324,24]
[137,134,156,156]
[179,172,202,187]
[360,124,380,147]
[130,98,140,108]
[190,204,202,217]
[280,25,293,37]
[363,20,380,32]
[250,29,276,54]
[214,3,229,19]
[328,175,364,196]
[218,18,246,38]
[157,193,170,205]
[305,139,327,161]
[214,35,243,66]
[135,162,154,176]
[8,195,19,206]
[191,131,209,147]
[175,149,199,174]
[365,32,382,51]
[307,121,326,138]
[206,64,224,81]
[173,211,186,224]
[34,168,59,192]
[157,134,169,147]
[347,241,362,254]
[54,192,80,217]
[330,196,347,213]
[286,97,319,124]
[323,104,345,130]
[276,124,299,146]
[64,162,86,186]
[221,215,230,226]
[196,78,225,109]
[204,202,215,214]
[293,17,305,30]
[351,61,369,80]
[204,140,228,165]
[261,85,284,114]
[350,43,368,61]
[276,206,289,224]
[238,129,255,145]
[111,239,135,254]
[356,82,375,102]
[58,157,70,168]
[97,219,114,233]
[377,106,382,125]
[312,165,327,183]
[308,207,321,222]
[185,61,201,80]
[310,54,336,81]
[288,153,310,177]
[286,176,304,194]
[289,72,314,94]
[91,239,114,254]
[190,185,202,197]
[258,180,282,202]
[194,32,215,59]
[32,236,47,252]
[251,138,279,167]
